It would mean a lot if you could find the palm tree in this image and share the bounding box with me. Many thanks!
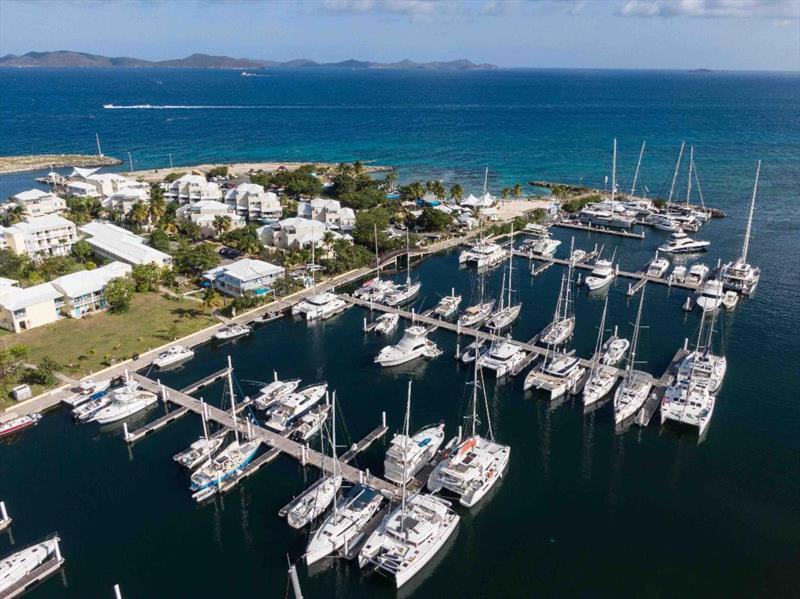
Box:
[352,160,365,175]
[450,184,464,202]
[4,204,26,226]
[239,235,262,256]
[213,214,232,238]
[500,187,511,200]
[129,202,149,229]
[431,181,446,201]
[512,183,523,199]
[201,288,225,315]
[384,169,399,191]
[149,194,166,223]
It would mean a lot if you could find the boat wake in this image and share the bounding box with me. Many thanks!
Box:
[102,104,261,110]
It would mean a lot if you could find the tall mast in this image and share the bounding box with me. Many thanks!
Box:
[667,142,685,207]
[227,356,238,444]
[405,228,411,285]
[685,146,694,207]
[741,160,760,264]
[471,342,480,438]
[630,140,645,196]
[498,272,506,310]
[591,296,609,375]
[401,381,411,526]
[331,390,338,521]
[95,133,103,157]
[373,223,380,278]
[610,138,617,202]
[507,223,514,308]
[482,167,489,197]
[564,237,575,319]
[626,286,646,381]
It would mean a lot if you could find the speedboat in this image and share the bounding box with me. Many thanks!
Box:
[286,475,343,529]
[722,290,739,310]
[292,292,349,320]
[523,352,586,399]
[660,379,715,437]
[434,291,462,319]
[383,423,445,484]
[213,323,251,340]
[375,326,441,367]
[458,242,508,269]
[652,214,682,231]
[153,345,194,369]
[0,536,62,593]
[173,431,227,469]
[305,484,384,565]
[695,279,724,312]
[88,381,158,424]
[358,493,459,588]
[371,313,400,335]
[584,259,615,291]
[189,437,262,491]
[646,252,670,278]
[0,412,42,438]
[601,335,630,366]
[658,231,710,254]
[62,378,112,407]
[477,339,527,378]
[457,300,495,329]
[460,340,486,363]
[265,383,327,433]
[253,377,301,411]
[685,264,709,286]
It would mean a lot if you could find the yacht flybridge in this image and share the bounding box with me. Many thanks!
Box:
[384,399,445,485]
[434,289,462,319]
[265,383,327,432]
[87,377,158,424]
[371,312,400,335]
[253,375,301,411]
[375,326,441,367]
[721,161,762,295]
[613,286,653,424]
[478,337,527,378]
[427,347,510,507]
[584,256,615,291]
[292,292,349,320]
[522,226,561,257]
[646,251,670,278]
[523,347,586,400]
[658,230,710,254]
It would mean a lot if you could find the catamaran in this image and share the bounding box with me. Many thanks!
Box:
[720,161,762,295]
[613,286,653,424]
[252,375,301,411]
[0,536,62,593]
[87,378,158,424]
[485,227,522,331]
[213,323,251,340]
[478,337,527,378]
[152,345,195,369]
[292,292,349,320]
[582,297,618,406]
[434,289,462,319]
[265,383,328,433]
[676,311,727,393]
[459,215,508,269]
[685,263,710,286]
[427,347,510,507]
[360,383,459,588]
[375,326,441,367]
[523,347,586,400]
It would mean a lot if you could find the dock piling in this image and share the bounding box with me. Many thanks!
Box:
[381,411,386,428]
[288,561,304,599]
[113,584,123,599]
[123,422,129,442]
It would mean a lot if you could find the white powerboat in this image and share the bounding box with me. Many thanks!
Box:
[372,312,400,335]
[722,290,739,310]
[292,292,349,320]
[358,492,459,588]
[62,378,112,407]
[384,424,446,485]
[458,242,508,269]
[670,265,687,284]
[375,326,441,367]
[646,252,670,278]
[695,279,724,312]
[305,484,384,565]
[1,536,62,593]
[287,475,343,529]
[0,412,42,438]
[173,430,227,470]
[457,300,495,329]
[428,355,510,507]
[460,339,486,364]
[601,332,630,366]
[478,338,527,378]
[652,214,683,232]
[265,383,327,433]
[434,289,462,319]
[213,323,251,340]
[525,234,561,257]
[523,351,585,399]
[571,248,587,263]
[685,263,710,286]
[253,376,301,411]
[153,345,194,369]
[584,258,615,291]
[720,162,762,295]
[658,231,710,254]
[614,287,652,424]
[88,380,158,424]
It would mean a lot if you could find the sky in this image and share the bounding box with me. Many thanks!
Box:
[0,0,798,71]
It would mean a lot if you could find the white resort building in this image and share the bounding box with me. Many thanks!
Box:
[297,198,356,232]
[10,189,67,218]
[0,215,78,259]
[225,183,283,222]
[203,258,285,297]
[51,261,132,319]
[0,280,62,333]
[176,200,244,238]
[79,221,172,266]
[164,174,222,204]
[257,217,330,249]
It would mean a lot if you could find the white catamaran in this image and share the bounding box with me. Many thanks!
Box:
[720,161,762,295]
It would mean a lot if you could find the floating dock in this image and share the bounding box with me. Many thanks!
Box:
[0,501,11,532]
[552,220,646,239]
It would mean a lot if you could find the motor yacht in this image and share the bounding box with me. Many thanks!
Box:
[652,214,683,232]
[88,381,158,424]
[434,290,462,319]
[571,248,587,263]
[265,383,328,432]
[722,290,739,310]
[658,231,710,254]
[63,378,112,408]
[584,258,615,291]
[354,278,398,303]
[375,326,441,367]
[1,536,62,593]
[253,377,302,411]
[173,430,227,470]
[601,332,630,366]
[292,292,349,320]
[478,338,527,378]
[152,345,194,369]
[523,351,586,399]
[695,279,724,312]
[685,264,710,286]
[670,265,687,284]
[372,312,400,335]
[213,323,251,341]
[384,424,445,485]
[290,403,331,442]
[646,252,670,278]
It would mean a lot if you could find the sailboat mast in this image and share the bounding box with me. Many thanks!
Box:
[482,167,489,197]
[685,146,694,207]
[630,140,645,196]
[627,286,646,379]
[405,228,411,285]
[610,138,617,202]
[331,390,338,520]
[592,297,609,373]
[373,223,380,278]
[401,380,411,527]
[507,224,514,308]
[95,133,103,157]
[667,142,686,207]
[741,160,761,264]
[227,356,238,444]
[472,343,479,438]
[499,272,506,311]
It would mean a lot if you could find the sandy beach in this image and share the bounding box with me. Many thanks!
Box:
[129,160,390,182]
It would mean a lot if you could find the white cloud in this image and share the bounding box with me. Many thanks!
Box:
[618,0,800,20]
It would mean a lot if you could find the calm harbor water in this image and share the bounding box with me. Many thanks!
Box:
[0,68,798,597]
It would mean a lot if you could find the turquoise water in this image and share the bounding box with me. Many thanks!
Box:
[0,68,798,597]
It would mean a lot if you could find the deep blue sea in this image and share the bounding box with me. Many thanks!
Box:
[0,68,798,598]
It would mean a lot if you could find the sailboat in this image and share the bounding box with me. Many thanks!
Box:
[190,358,262,492]
[427,345,510,507]
[384,230,421,307]
[305,392,384,565]
[485,225,522,331]
[720,161,762,295]
[354,224,398,302]
[613,287,653,424]
[173,405,227,470]
[540,242,576,346]
[582,297,619,406]
[358,381,460,588]
[458,269,495,329]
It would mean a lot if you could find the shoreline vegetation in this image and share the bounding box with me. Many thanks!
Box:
[0,154,122,174]
[129,161,391,183]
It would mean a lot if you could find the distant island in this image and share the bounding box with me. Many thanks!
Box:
[0,51,498,71]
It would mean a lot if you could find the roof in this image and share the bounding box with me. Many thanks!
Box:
[6,214,75,234]
[277,217,326,232]
[233,183,265,195]
[0,282,60,311]
[12,189,59,203]
[52,262,131,299]
[206,258,284,283]
[0,277,19,287]
[175,174,207,185]
[69,167,99,179]
[79,220,171,265]
[87,173,129,183]
[191,200,230,211]
[66,181,98,192]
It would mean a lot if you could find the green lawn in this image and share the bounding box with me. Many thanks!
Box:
[15,292,218,379]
